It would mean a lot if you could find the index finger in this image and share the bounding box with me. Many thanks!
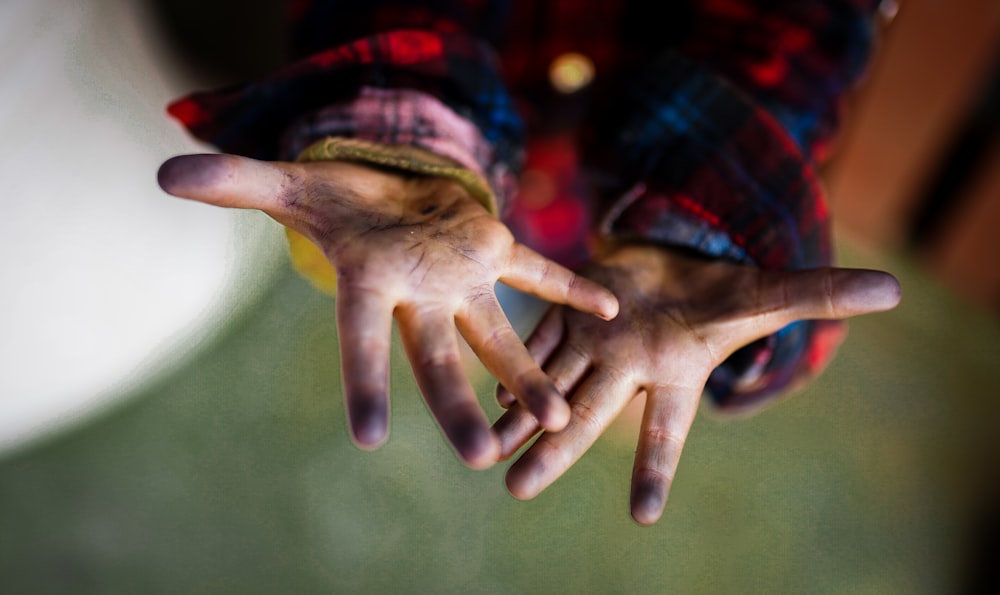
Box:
[456,296,570,432]
[496,305,565,409]
[502,244,619,321]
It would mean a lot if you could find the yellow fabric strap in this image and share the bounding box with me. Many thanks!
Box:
[286,137,498,296]
[296,137,497,214]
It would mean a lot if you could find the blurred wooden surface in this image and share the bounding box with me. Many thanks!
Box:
[826,0,1000,314]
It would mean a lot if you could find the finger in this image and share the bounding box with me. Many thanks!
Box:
[502,244,619,320]
[397,307,499,469]
[336,286,394,449]
[494,333,595,456]
[457,296,570,432]
[505,368,634,500]
[496,305,565,408]
[540,336,593,397]
[726,268,902,347]
[629,383,702,526]
[158,153,299,214]
[493,403,544,460]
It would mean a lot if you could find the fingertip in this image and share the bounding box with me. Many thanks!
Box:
[519,379,570,432]
[156,157,179,194]
[350,427,388,451]
[157,155,187,196]
[348,402,389,450]
[598,292,620,321]
[840,269,903,314]
[876,271,902,310]
[630,504,664,526]
[576,281,619,320]
[630,477,668,526]
[496,383,516,408]
[463,442,500,470]
[157,153,229,198]
[505,460,541,500]
[452,425,500,470]
[538,399,571,433]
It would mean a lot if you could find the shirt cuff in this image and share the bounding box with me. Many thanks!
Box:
[295,136,497,215]
[281,86,516,211]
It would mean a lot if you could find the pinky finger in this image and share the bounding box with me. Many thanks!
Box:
[755,268,899,336]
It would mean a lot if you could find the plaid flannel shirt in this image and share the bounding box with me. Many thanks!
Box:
[168,0,881,412]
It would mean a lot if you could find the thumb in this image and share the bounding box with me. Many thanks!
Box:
[722,267,901,348]
[157,153,300,214]
[774,267,902,320]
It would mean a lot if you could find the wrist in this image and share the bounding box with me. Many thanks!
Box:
[297,136,497,215]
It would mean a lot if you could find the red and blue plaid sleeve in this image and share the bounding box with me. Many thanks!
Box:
[679,0,881,162]
[588,1,882,411]
[167,27,524,207]
[166,0,883,412]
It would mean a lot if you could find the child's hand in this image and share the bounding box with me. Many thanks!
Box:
[158,153,618,469]
[494,243,900,523]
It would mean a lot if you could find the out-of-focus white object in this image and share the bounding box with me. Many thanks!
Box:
[0,0,283,455]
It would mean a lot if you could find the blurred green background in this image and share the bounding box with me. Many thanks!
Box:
[2,0,999,592]
[1,245,997,594]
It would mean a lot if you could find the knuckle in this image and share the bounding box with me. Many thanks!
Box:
[418,348,461,371]
[643,426,686,451]
[563,270,581,297]
[480,323,515,353]
[465,283,497,305]
[569,399,604,434]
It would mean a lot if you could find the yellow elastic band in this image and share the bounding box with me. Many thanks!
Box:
[285,137,498,296]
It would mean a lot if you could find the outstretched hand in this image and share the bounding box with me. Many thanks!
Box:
[494,242,901,523]
[158,153,618,468]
